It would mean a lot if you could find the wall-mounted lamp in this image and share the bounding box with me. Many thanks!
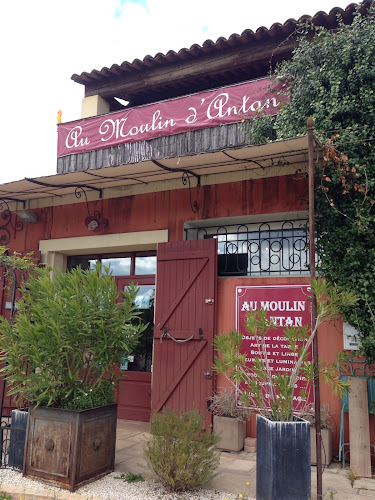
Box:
[85,214,108,231]
[14,210,38,224]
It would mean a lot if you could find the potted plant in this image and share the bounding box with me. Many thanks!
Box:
[213,279,357,500]
[210,387,252,452]
[0,263,146,491]
[302,404,333,466]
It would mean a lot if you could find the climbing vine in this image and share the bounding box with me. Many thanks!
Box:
[255,3,375,362]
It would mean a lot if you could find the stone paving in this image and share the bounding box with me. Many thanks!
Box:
[115,419,375,499]
[0,419,374,499]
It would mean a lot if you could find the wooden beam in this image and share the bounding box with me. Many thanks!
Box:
[348,376,372,477]
[83,38,297,100]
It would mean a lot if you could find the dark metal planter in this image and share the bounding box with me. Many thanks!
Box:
[8,409,29,469]
[256,414,311,500]
[24,403,117,491]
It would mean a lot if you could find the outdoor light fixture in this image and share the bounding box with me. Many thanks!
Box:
[85,214,108,231]
[14,210,38,224]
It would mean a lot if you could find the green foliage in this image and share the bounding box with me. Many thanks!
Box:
[347,468,360,488]
[0,263,146,409]
[144,409,220,492]
[114,472,145,483]
[260,5,375,361]
[0,492,11,500]
[0,246,37,271]
[213,279,357,421]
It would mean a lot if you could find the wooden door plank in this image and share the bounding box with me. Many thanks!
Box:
[152,239,217,428]
[154,340,207,413]
[155,257,208,331]
[348,376,371,477]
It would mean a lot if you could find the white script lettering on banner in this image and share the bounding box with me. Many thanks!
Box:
[58,78,288,157]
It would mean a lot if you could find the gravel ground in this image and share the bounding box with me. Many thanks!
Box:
[0,469,254,500]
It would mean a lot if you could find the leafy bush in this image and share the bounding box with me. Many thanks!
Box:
[0,263,146,409]
[144,409,220,492]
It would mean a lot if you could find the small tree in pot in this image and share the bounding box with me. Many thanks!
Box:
[0,263,146,491]
[213,279,356,500]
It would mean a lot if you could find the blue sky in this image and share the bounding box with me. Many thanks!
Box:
[0,0,354,183]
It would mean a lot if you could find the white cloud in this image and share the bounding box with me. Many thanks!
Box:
[0,0,353,183]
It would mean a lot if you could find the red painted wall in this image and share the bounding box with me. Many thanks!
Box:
[6,173,308,252]
[5,172,373,460]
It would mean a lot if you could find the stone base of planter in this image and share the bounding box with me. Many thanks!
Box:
[214,415,246,452]
[244,437,256,453]
[24,404,117,491]
[311,427,332,466]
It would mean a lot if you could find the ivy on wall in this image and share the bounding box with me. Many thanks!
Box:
[256,3,375,362]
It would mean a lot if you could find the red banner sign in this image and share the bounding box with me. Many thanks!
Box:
[57,78,287,157]
[236,284,313,412]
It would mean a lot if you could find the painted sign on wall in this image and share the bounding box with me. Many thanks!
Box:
[236,284,313,412]
[57,77,287,157]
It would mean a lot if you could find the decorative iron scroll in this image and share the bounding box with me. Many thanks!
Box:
[185,220,309,276]
[182,172,199,213]
[151,160,200,214]
[339,359,375,378]
[0,200,24,246]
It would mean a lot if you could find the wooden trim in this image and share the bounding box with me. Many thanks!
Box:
[84,39,297,100]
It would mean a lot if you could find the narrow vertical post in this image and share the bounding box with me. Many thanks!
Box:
[307,117,322,498]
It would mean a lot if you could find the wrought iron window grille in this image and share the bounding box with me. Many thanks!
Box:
[185,219,309,276]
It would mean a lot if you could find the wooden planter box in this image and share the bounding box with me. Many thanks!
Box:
[24,404,117,491]
[311,427,332,466]
[256,414,311,500]
[213,415,246,452]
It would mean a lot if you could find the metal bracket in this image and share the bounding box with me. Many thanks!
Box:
[199,328,203,340]
[151,160,200,213]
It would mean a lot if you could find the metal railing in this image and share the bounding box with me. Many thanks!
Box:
[185,220,309,276]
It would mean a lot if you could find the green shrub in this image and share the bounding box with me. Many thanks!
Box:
[144,409,220,492]
[0,263,146,409]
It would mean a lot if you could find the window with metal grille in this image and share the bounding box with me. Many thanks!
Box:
[184,219,309,276]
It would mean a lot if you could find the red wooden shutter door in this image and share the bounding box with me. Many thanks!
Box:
[151,239,217,429]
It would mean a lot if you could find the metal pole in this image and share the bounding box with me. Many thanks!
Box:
[307,117,322,498]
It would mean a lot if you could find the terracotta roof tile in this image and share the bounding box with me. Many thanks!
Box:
[71,1,372,86]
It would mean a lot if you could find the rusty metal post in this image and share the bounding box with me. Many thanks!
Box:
[307,117,322,498]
